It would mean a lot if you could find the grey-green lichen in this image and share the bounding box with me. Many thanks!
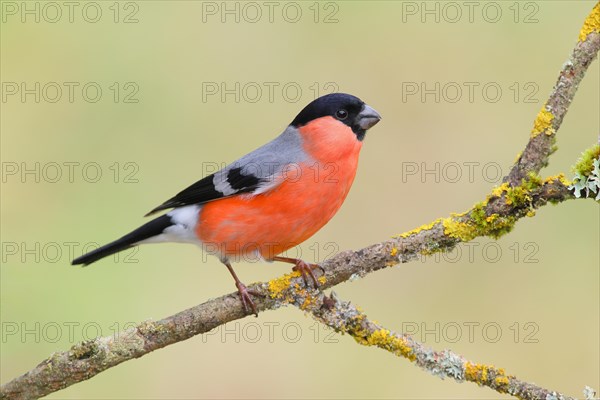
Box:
[569,144,600,201]
[583,386,597,400]
[69,340,99,360]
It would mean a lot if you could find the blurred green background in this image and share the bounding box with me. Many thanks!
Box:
[1,1,598,398]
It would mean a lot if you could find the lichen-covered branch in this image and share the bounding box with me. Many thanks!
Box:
[300,291,576,400]
[0,175,590,400]
[2,3,599,400]
[507,2,600,186]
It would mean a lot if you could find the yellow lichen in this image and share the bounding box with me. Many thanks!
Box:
[465,362,510,392]
[443,173,546,241]
[465,362,490,384]
[360,329,416,361]
[390,247,398,257]
[300,295,314,310]
[443,200,518,241]
[491,182,510,198]
[495,375,510,390]
[579,2,600,42]
[442,216,478,242]
[268,270,325,302]
[465,362,510,393]
[396,218,443,238]
[505,186,530,205]
[267,272,297,299]
[545,173,570,186]
[348,326,370,345]
[530,106,555,138]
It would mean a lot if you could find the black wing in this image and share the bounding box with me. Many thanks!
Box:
[144,167,265,216]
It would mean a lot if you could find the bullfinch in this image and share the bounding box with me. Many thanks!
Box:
[72,93,381,315]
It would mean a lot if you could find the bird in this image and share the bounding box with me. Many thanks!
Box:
[72,93,381,315]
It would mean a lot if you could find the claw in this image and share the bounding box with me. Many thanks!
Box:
[272,256,324,289]
[292,260,320,289]
[225,262,264,317]
[235,282,259,317]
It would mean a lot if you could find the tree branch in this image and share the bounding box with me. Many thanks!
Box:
[2,3,599,400]
[304,291,577,400]
[507,10,600,186]
[0,176,592,400]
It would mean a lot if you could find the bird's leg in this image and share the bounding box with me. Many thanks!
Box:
[272,256,323,289]
[224,262,262,317]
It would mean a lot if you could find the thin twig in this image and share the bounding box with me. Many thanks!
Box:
[305,291,576,400]
[507,2,600,186]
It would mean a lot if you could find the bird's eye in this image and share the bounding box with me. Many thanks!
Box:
[336,109,348,120]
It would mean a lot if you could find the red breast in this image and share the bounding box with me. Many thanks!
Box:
[196,117,362,261]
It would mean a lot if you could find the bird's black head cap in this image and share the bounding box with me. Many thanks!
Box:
[291,93,378,140]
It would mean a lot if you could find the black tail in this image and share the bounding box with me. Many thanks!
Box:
[72,215,173,266]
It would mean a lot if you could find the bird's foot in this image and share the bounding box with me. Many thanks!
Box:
[235,282,263,317]
[271,256,324,289]
[225,261,263,317]
[291,260,324,289]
